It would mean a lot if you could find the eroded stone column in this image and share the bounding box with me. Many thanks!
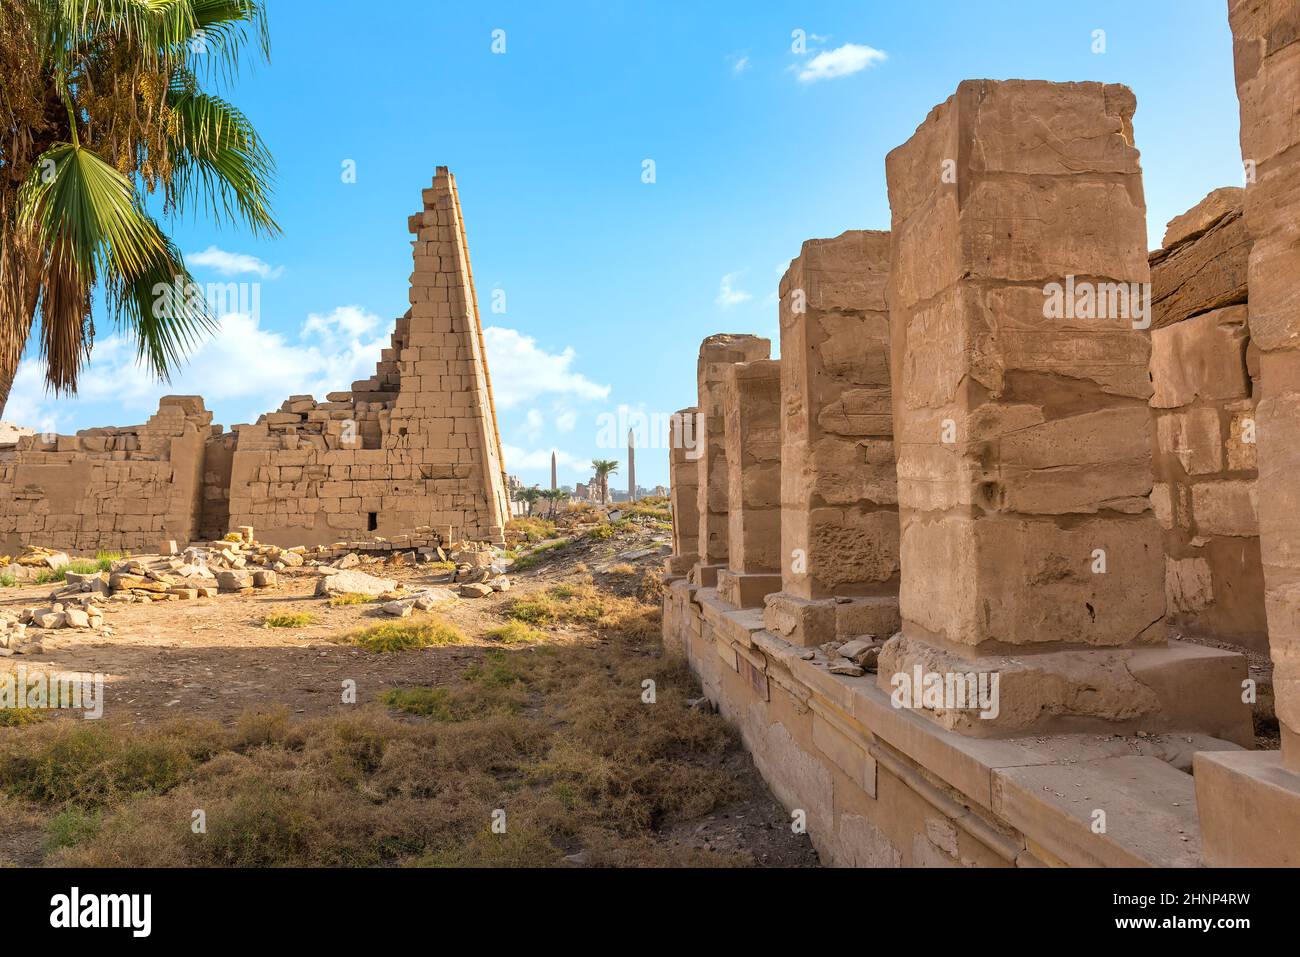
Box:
[1194,0,1300,868]
[665,406,701,576]
[692,335,770,587]
[716,359,783,608]
[882,79,1250,741]
[762,231,901,646]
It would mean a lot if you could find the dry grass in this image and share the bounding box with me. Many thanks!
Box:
[263,612,314,628]
[328,593,376,607]
[0,709,45,728]
[0,579,756,867]
[484,620,546,644]
[506,517,558,546]
[509,538,571,572]
[341,618,466,653]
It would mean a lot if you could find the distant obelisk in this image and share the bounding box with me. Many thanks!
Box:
[550,451,557,491]
[628,428,636,502]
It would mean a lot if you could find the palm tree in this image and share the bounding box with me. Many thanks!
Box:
[514,485,542,517]
[591,459,618,505]
[541,487,566,518]
[0,0,278,417]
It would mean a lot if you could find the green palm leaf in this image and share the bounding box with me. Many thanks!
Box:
[166,81,279,234]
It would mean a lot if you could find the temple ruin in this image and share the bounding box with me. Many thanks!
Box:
[0,167,510,553]
[663,14,1300,865]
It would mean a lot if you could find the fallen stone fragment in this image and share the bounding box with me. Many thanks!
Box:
[828,663,866,677]
[458,582,494,598]
[216,569,252,593]
[314,569,398,598]
[109,573,167,593]
[253,570,277,588]
[381,601,413,617]
[63,608,91,629]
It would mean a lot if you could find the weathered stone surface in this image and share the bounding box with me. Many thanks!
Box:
[1229,0,1300,775]
[1149,306,1251,409]
[723,360,782,577]
[774,230,898,605]
[886,79,1163,656]
[667,407,701,568]
[694,335,770,570]
[313,569,397,597]
[1150,199,1250,331]
[1163,186,1245,248]
[1148,188,1265,653]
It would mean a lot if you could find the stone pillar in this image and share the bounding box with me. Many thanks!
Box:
[762,231,901,647]
[716,360,783,608]
[665,407,701,575]
[882,79,1250,741]
[692,335,771,587]
[1194,0,1300,867]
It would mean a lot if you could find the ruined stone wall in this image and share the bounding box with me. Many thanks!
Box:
[0,396,215,554]
[1149,188,1266,650]
[0,167,511,554]
[226,168,510,547]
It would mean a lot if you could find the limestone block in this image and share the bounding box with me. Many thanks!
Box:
[1149,306,1251,409]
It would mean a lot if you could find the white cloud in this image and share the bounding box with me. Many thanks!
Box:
[187,245,284,278]
[482,326,610,409]
[716,272,752,308]
[7,305,388,431]
[555,408,577,433]
[502,444,588,475]
[796,43,886,83]
[728,52,751,74]
[522,408,545,442]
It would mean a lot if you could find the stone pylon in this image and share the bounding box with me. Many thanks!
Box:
[881,80,1249,741]
[225,167,510,546]
[1194,0,1300,867]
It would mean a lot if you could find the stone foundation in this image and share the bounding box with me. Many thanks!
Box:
[666,579,1240,867]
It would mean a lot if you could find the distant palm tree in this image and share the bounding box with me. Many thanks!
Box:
[541,487,566,518]
[591,459,618,505]
[514,485,542,517]
[0,0,279,417]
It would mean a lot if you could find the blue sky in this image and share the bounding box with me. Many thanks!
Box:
[10,0,1244,490]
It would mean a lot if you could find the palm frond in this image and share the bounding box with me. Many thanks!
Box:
[165,81,278,234]
[104,221,214,379]
[18,141,167,281]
